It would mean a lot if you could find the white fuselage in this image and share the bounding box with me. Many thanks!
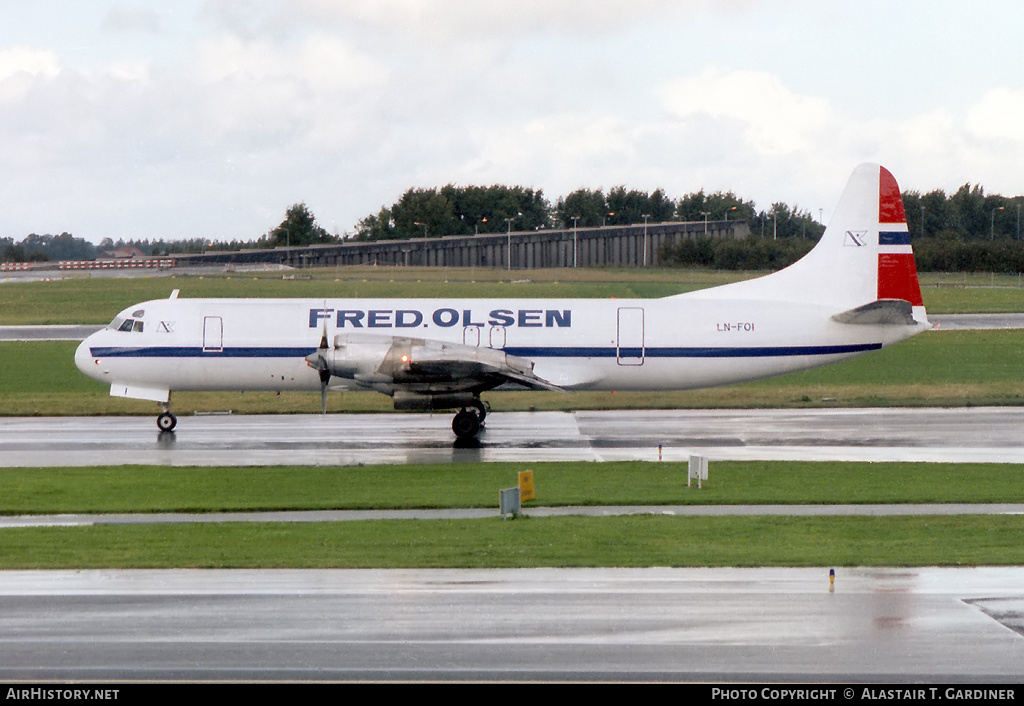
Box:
[75,293,927,397]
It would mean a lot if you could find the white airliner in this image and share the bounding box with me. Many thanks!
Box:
[75,163,929,438]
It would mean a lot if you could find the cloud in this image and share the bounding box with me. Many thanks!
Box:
[102,6,164,34]
[659,68,834,157]
[0,48,61,82]
[965,88,1024,144]
[2,2,1021,244]
[274,0,751,40]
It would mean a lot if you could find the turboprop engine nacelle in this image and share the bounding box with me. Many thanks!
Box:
[307,334,406,384]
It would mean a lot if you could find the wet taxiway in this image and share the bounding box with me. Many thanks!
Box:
[0,567,1020,682]
[3,406,1024,467]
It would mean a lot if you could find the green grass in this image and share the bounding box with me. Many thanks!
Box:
[1,461,1020,570]
[0,515,1021,568]
[2,461,1024,515]
[4,266,1024,325]
[2,454,1024,570]
[0,267,744,325]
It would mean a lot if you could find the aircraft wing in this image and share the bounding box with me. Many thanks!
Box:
[402,345,564,392]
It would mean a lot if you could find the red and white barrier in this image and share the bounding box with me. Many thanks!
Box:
[58,259,175,270]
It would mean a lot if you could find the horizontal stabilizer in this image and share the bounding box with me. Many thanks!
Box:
[831,299,917,326]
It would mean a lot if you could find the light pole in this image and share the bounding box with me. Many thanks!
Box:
[992,207,1005,239]
[701,211,709,235]
[642,214,650,267]
[920,204,925,239]
[571,216,580,267]
[724,206,737,221]
[414,221,427,265]
[505,217,515,270]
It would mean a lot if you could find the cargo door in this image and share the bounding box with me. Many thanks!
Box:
[202,316,223,353]
[489,326,507,350]
[616,307,644,365]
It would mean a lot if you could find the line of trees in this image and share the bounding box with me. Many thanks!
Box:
[659,235,816,271]
[2,233,96,262]
[6,183,1024,271]
[1,234,269,262]
[903,185,1024,241]
[2,203,335,262]
[353,184,825,243]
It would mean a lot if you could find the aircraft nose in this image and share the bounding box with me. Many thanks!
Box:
[75,336,101,380]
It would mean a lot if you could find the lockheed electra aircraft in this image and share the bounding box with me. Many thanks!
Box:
[75,164,930,438]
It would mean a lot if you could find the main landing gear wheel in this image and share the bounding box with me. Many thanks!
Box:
[157,411,177,432]
[452,408,481,439]
[470,399,488,423]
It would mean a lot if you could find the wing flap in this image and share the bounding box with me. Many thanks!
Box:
[405,343,564,392]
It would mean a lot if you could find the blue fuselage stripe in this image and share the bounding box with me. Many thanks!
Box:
[91,343,882,359]
[91,346,318,358]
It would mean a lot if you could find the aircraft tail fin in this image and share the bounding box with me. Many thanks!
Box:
[684,164,927,322]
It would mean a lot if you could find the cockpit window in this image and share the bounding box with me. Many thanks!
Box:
[113,318,145,333]
[132,309,145,317]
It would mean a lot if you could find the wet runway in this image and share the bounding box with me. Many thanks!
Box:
[3,406,1024,467]
[0,567,1021,682]
[2,379,1023,682]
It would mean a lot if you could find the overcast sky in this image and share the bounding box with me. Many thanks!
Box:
[2,0,1022,244]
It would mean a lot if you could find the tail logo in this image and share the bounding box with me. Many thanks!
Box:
[844,231,868,247]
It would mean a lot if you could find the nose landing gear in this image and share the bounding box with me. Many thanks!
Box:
[156,398,177,432]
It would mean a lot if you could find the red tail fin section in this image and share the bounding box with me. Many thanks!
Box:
[876,166,923,307]
[878,166,907,224]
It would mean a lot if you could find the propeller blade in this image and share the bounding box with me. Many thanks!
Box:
[316,305,330,414]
